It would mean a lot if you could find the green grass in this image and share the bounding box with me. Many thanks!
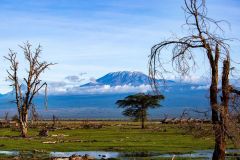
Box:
[0,122,215,153]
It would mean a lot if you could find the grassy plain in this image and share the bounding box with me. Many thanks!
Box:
[0,120,216,154]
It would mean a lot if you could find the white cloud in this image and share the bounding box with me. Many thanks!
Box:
[45,84,151,95]
[89,77,97,84]
[191,85,210,90]
[173,75,210,84]
[65,75,84,83]
[69,84,151,94]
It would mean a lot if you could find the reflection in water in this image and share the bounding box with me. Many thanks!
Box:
[0,150,240,159]
[51,151,119,159]
[0,151,18,156]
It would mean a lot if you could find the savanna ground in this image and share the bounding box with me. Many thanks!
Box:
[0,120,236,159]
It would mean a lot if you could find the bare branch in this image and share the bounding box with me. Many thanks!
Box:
[4,42,55,137]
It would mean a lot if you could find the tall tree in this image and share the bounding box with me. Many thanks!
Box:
[5,42,55,137]
[149,0,240,159]
[116,93,164,129]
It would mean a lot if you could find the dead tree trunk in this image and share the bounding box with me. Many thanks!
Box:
[207,45,224,160]
[141,113,145,129]
[20,112,28,137]
[141,118,145,129]
[212,57,230,160]
[208,45,219,125]
[140,107,145,129]
[5,42,55,138]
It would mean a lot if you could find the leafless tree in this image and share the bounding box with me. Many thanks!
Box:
[30,104,39,124]
[4,112,9,123]
[4,42,55,137]
[149,0,240,159]
[180,108,210,120]
[52,114,58,128]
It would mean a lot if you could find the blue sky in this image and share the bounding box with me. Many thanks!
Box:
[0,0,239,93]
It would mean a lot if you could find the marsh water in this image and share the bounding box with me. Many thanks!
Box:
[1,150,240,159]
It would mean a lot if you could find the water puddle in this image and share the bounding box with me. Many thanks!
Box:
[51,151,119,159]
[0,149,240,159]
[0,151,19,156]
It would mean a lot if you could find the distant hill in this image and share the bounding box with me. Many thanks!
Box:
[81,71,174,87]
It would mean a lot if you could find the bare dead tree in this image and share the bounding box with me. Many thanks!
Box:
[52,114,57,128]
[4,42,55,137]
[4,112,9,122]
[149,0,239,159]
[30,104,39,124]
[180,108,210,120]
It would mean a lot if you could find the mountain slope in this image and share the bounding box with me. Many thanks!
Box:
[81,71,174,87]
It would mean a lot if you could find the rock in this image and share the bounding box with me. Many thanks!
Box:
[82,154,95,160]
[33,149,46,153]
[71,157,82,160]
[39,128,49,137]
[42,141,57,144]
[0,144,5,147]
[86,156,95,160]
[12,157,20,160]
[70,154,83,160]
[51,134,69,137]
[52,154,95,160]
[52,134,58,137]
[51,158,69,160]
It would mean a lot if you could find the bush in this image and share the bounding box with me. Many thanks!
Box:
[12,114,19,122]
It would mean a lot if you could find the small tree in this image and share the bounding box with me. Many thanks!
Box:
[5,42,55,137]
[116,93,164,129]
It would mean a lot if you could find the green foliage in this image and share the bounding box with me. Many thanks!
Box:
[116,93,164,127]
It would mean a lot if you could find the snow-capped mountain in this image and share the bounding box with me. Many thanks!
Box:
[3,71,239,119]
[0,71,211,119]
[81,71,174,87]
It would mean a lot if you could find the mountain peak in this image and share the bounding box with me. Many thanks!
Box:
[81,71,175,87]
[81,71,152,87]
[106,71,146,77]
